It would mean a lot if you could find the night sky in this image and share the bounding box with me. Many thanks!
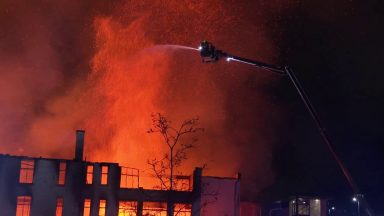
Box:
[1,0,383,214]
[260,0,384,213]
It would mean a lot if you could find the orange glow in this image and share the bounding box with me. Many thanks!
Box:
[143,202,167,216]
[118,201,137,216]
[99,200,106,216]
[58,162,66,185]
[174,204,192,216]
[19,160,34,184]
[86,3,236,183]
[16,196,31,216]
[56,198,63,216]
[120,167,139,188]
[1,1,283,194]
[101,166,108,185]
[80,2,279,191]
[83,199,91,216]
[86,165,93,184]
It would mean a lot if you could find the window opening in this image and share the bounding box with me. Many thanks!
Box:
[19,160,34,183]
[86,165,93,184]
[120,167,139,188]
[143,202,167,216]
[83,199,91,216]
[16,196,31,216]
[118,201,137,216]
[56,197,63,216]
[101,166,108,185]
[99,199,106,216]
[174,204,192,216]
[58,162,66,185]
[291,198,310,216]
[174,175,191,191]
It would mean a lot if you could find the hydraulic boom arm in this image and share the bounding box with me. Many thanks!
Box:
[198,41,374,216]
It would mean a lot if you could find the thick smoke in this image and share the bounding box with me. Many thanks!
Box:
[0,0,108,156]
[0,0,292,198]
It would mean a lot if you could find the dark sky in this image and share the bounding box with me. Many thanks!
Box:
[260,0,384,213]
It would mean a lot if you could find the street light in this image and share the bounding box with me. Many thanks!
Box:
[353,195,361,216]
[329,206,336,215]
[198,41,374,216]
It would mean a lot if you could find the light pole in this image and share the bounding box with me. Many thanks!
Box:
[328,206,336,216]
[353,195,363,216]
[197,41,374,216]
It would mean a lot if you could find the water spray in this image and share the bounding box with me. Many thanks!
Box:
[198,41,374,216]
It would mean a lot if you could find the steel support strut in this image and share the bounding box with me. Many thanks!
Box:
[284,66,374,216]
[283,66,359,192]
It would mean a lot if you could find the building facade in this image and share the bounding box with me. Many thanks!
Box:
[0,130,240,216]
[288,196,328,216]
[262,196,329,216]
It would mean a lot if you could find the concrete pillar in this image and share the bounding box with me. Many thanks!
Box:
[167,200,174,216]
[137,201,143,216]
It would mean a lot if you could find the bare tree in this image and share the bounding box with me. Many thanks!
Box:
[147,113,203,191]
[147,113,219,216]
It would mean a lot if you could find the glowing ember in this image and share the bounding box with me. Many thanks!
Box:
[0,0,291,195]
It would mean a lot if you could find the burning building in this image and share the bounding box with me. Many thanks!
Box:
[0,130,241,216]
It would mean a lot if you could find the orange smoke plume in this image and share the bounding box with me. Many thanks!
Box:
[0,0,293,197]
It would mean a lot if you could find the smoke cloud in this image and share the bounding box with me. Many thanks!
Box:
[0,0,292,199]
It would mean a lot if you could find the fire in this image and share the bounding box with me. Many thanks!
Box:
[0,0,291,195]
[81,1,277,190]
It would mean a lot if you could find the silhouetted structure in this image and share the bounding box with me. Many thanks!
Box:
[261,196,329,216]
[0,130,240,216]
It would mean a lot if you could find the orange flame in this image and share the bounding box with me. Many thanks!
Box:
[1,0,292,194]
